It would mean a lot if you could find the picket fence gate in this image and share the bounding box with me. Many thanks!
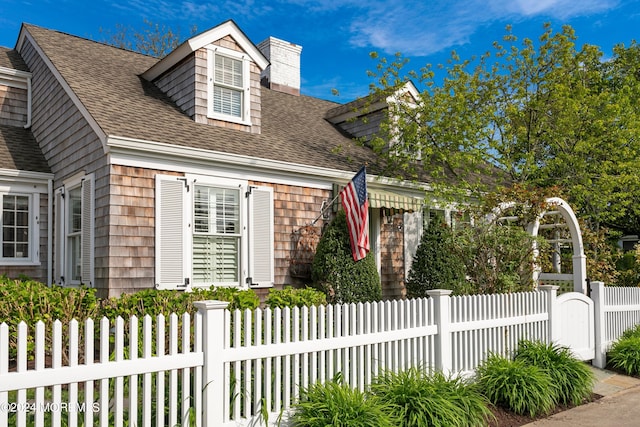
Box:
[1,283,640,427]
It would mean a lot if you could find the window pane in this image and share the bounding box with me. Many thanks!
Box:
[1,195,29,259]
[68,234,81,281]
[194,187,211,233]
[3,227,14,242]
[3,211,14,226]
[16,211,28,227]
[69,188,82,233]
[3,244,13,258]
[193,235,239,284]
[16,227,28,242]
[194,186,240,235]
[3,197,12,210]
[16,197,29,211]
[213,86,242,118]
[214,55,243,88]
[15,243,27,257]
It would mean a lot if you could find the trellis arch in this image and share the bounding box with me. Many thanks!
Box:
[531,197,587,294]
[491,197,587,294]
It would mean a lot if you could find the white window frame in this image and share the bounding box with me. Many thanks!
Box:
[55,173,94,287]
[155,174,274,290]
[207,45,252,126]
[0,187,40,266]
[191,177,244,288]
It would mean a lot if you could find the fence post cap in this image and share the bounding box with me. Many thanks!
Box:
[193,300,230,311]
[426,289,454,297]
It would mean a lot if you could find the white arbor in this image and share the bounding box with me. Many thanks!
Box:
[491,197,587,294]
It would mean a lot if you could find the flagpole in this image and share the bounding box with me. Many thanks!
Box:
[310,193,340,225]
[309,165,368,226]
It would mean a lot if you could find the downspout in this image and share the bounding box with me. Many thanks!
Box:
[23,75,32,128]
[47,178,53,286]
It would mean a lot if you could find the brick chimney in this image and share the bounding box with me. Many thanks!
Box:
[257,36,302,96]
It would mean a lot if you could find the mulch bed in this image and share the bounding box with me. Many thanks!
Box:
[487,393,603,427]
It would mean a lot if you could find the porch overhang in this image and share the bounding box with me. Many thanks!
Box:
[333,183,424,213]
[368,189,423,212]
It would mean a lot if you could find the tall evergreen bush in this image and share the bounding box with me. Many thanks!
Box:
[311,210,381,304]
[405,222,466,297]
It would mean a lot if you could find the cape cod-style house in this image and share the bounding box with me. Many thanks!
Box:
[0,19,452,299]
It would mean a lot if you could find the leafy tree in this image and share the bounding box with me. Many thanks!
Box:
[366,23,640,236]
[99,19,197,58]
[311,210,381,304]
[405,222,466,297]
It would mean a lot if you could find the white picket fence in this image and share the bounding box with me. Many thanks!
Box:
[1,284,639,427]
[592,282,640,368]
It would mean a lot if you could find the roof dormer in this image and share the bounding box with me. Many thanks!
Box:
[142,20,269,134]
[325,81,420,142]
[0,48,32,129]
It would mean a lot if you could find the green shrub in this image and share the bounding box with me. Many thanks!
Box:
[99,287,260,319]
[406,222,466,297]
[370,367,493,427]
[614,245,640,287]
[620,324,640,340]
[475,353,556,417]
[608,336,640,376]
[291,379,399,427]
[0,275,100,325]
[515,340,594,406]
[311,210,381,304]
[0,276,100,360]
[265,286,327,308]
[454,223,540,294]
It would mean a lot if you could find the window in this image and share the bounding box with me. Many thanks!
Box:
[213,55,243,118]
[1,193,37,262]
[193,185,241,285]
[67,186,82,282]
[208,47,250,124]
[155,175,274,290]
[54,174,94,286]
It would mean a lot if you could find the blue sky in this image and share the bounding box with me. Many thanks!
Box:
[1,0,640,102]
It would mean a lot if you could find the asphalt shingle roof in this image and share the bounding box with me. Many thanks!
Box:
[0,45,50,174]
[23,24,380,175]
[0,124,51,173]
[0,47,29,71]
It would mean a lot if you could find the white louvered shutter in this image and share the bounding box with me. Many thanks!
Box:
[156,175,189,289]
[80,175,95,286]
[247,186,274,287]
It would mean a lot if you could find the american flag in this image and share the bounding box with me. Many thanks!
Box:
[340,166,369,261]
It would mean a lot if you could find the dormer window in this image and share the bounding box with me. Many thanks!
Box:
[207,46,251,125]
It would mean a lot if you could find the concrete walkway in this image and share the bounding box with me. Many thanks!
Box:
[525,367,640,426]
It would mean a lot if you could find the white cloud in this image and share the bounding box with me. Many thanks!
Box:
[499,0,619,19]
[339,0,620,56]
